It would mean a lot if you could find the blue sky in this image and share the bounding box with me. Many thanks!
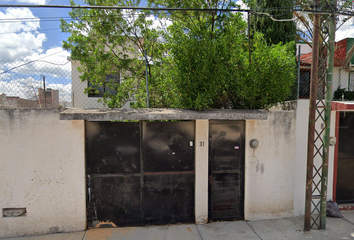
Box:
[0,0,148,51]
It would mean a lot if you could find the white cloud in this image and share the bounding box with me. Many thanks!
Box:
[0,77,71,102]
[145,15,172,31]
[1,47,70,78]
[16,0,48,4]
[0,6,72,104]
[0,8,46,60]
[236,0,249,21]
[336,20,354,42]
[0,6,70,77]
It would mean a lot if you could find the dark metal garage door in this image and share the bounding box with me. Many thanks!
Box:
[209,121,245,220]
[86,121,195,227]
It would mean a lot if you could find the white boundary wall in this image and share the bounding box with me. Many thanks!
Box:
[0,102,339,237]
[0,109,86,238]
[244,109,297,220]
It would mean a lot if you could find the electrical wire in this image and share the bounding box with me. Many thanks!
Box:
[0,28,61,34]
[0,4,351,34]
[253,11,297,22]
[0,51,68,75]
[0,3,351,22]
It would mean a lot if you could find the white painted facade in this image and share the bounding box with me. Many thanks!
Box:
[0,109,86,238]
[297,42,312,55]
[71,61,106,109]
[245,109,297,220]
[0,102,340,238]
[332,68,354,94]
[194,119,209,224]
[71,61,134,109]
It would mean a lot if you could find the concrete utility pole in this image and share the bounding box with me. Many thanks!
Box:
[320,0,336,230]
[304,0,321,231]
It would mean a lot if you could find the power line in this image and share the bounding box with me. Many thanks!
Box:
[0,4,252,12]
[0,4,353,18]
[0,4,352,27]
[0,28,61,34]
[0,12,150,22]
[0,50,68,75]
[0,4,333,13]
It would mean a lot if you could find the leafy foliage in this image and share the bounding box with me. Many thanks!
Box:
[62,0,296,110]
[61,0,171,108]
[166,5,295,109]
[248,0,296,45]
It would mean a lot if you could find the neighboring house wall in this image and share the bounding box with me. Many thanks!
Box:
[0,109,85,239]
[293,100,309,216]
[70,40,141,109]
[333,68,354,93]
[292,100,336,217]
[71,61,133,109]
[297,42,312,55]
[244,107,297,220]
[71,60,106,109]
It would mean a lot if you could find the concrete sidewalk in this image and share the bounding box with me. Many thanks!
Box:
[4,211,354,240]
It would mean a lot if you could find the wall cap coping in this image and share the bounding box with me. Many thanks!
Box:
[59,108,268,121]
[332,101,354,111]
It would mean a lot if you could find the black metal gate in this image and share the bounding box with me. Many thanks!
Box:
[336,112,354,203]
[86,121,195,227]
[209,121,245,220]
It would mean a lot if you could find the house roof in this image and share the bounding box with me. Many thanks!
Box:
[299,52,312,66]
[298,38,354,68]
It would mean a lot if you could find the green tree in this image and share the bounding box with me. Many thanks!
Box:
[155,0,296,109]
[61,0,170,108]
[62,0,296,110]
[247,0,296,45]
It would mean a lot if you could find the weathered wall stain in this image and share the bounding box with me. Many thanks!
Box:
[71,120,84,130]
[48,226,59,234]
[0,109,86,239]
[245,109,296,220]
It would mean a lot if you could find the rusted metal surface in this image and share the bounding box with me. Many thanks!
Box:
[86,121,195,227]
[209,121,245,220]
[86,121,142,227]
[142,121,195,224]
[143,174,195,224]
[88,176,142,226]
[142,121,195,173]
[320,9,336,229]
[336,112,354,203]
[304,2,320,231]
[86,121,141,175]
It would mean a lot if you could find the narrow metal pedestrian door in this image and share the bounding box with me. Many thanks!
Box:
[209,121,245,220]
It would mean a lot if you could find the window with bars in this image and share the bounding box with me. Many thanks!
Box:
[88,73,120,97]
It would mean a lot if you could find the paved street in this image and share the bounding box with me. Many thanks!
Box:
[3,211,354,240]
